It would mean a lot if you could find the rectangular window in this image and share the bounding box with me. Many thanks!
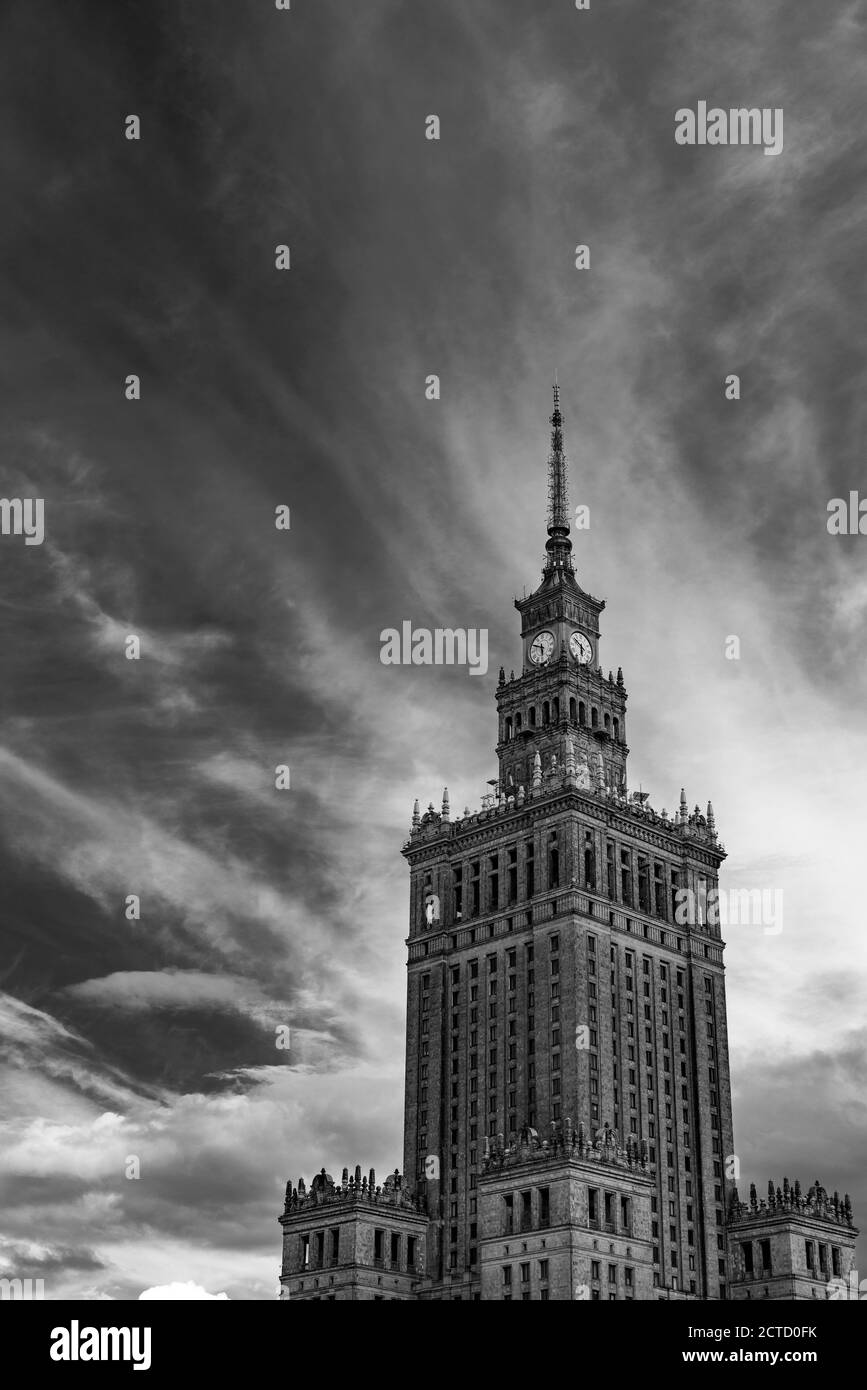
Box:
[539,1187,550,1228]
[504,1194,514,1234]
[620,1195,631,1232]
[521,1190,532,1232]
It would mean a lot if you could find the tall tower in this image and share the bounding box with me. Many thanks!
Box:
[401,386,734,1300]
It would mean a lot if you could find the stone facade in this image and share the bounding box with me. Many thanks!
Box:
[727,1180,858,1301]
[279,1167,428,1301]
[278,389,856,1301]
[478,1123,655,1301]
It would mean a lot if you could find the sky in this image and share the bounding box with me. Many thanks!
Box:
[1,0,866,1299]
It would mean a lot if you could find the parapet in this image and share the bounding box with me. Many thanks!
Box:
[728,1178,855,1229]
[482,1119,651,1178]
[282,1165,423,1216]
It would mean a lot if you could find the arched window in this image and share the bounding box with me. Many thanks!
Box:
[604,712,611,732]
[504,716,513,741]
[515,712,523,732]
[529,706,536,728]
[542,701,550,725]
[553,697,560,722]
[579,701,586,726]
[591,707,598,729]
[613,717,620,742]
[569,697,577,723]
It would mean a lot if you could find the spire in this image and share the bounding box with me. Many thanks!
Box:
[441,787,450,820]
[544,379,574,576]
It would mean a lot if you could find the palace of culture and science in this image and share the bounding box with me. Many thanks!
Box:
[279,389,857,1301]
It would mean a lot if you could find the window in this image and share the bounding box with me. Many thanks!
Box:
[588,1188,599,1227]
[539,1187,550,1227]
[620,1195,631,1232]
[520,1263,530,1284]
[374,1229,385,1266]
[521,1190,532,1232]
[391,1232,401,1266]
[604,1192,615,1230]
[760,1239,771,1274]
[504,1194,514,1234]
[331,1227,340,1264]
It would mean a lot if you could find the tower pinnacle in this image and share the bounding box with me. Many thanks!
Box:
[545,379,574,575]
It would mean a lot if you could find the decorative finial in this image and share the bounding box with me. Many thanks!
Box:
[412,799,420,829]
[707,800,716,835]
[679,788,688,825]
[543,380,573,576]
[442,787,450,819]
[616,667,624,685]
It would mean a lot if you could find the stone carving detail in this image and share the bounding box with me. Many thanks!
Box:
[728,1177,853,1228]
[481,1117,648,1175]
[283,1164,420,1213]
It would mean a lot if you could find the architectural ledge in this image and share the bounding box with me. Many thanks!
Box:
[481,1121,653,1181]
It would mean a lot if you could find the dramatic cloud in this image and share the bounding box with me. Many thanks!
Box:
[1,0,864,1295]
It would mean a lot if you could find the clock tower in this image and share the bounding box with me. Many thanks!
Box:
[497,385,628,799]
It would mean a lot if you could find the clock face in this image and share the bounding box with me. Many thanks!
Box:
[569,631,593,664]
[529,630,555,665]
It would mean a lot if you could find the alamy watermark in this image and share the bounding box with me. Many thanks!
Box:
[675,887,783,936]
[50,1322,152,1371]
[675,103,783,157]
[0,1276,45,1299]
[380,622,488,676]
[0,497,44,545]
